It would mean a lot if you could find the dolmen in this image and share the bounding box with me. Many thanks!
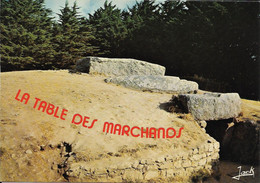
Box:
[76,57,241,120]
[76,56,198,94]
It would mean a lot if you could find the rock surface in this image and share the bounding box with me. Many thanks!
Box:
[177,93,241,120]
[198,120,207,128]
[76,56,166,76]
[105,75,198,93]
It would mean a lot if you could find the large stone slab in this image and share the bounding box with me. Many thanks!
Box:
[76,56,165,76]
[105,75,198,93]
[177,93,241,120]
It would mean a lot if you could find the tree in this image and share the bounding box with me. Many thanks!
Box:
[0,0,55,71]
[214,2,259,99]
[88,0,127,57]
[159,1,259,99]
[121,0,162,62]
[52,1,98,69]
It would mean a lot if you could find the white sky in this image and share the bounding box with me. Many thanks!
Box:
[44,0,166,20]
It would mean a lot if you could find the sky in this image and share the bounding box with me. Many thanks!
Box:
[44,0,165,20]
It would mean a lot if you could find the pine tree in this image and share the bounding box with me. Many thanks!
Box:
[88,0,127,57]
[214,2,259,99]
[53,1,97,69]
[0,0,55,71]
[121,0,162,62]
[159,1,217,76]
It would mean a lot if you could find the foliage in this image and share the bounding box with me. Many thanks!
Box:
[0,0,55,70]
[53,1,98,69]
[88,0,127,57]
[0,0,258,99]
[121,0,162,61]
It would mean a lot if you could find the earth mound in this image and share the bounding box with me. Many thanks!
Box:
[0,70,220,182]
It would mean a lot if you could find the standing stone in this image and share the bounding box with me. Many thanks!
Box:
[76,57,166,76]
